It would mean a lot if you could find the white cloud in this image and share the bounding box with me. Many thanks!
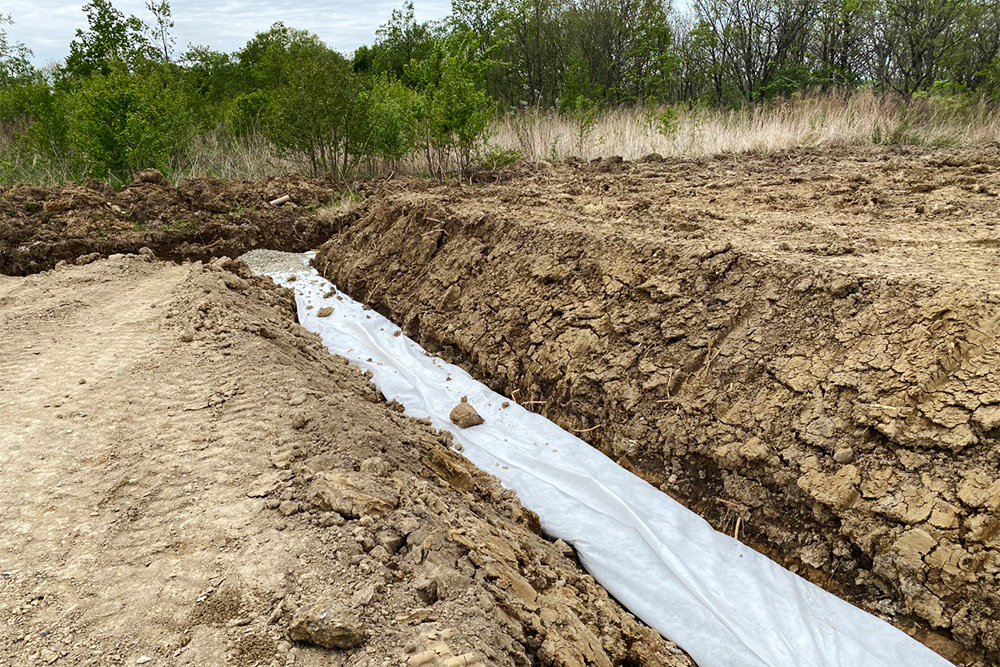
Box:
[4,0,451,65]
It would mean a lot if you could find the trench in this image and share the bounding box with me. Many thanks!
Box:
[255,251,952,667]
[310,191,1000,667]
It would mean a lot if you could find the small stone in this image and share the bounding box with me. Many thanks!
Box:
[136,657,151,665]
[78,378,86,385]
[278,501,300,516]
[179,330,195,343]
[133,168,169,187]
[833,447,855,464]
[288,598,367,649]
[317,307,334,318]
[966,514,1000,542]
[449,398,484,428]
[374,528,404,554]
[271,449,294,469]
[40,648,59,664]
[892,528,936,566]
[440,284,462,309]
[553,539,575,559]
[309,470,398,518]
[928,500,961,530]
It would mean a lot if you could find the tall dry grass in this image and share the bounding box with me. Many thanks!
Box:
[491,90,1000,162]
[171,130,308,183]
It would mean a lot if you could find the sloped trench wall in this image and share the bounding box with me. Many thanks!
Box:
[316,199,1000,666]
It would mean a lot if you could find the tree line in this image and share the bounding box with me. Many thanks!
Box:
[1,0,998,183]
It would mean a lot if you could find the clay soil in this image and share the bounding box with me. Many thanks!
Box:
[0,170,354,276]
[314,146,1000,667]
[0,254,690,667]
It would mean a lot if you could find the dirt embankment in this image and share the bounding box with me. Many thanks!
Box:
[0,170,359,276]
[316,147,1000,666]
[0,254,690,666]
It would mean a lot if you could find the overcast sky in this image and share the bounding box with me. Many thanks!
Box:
[5,0,452,65]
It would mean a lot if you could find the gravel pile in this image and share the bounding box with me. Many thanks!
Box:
[238,249,309,275]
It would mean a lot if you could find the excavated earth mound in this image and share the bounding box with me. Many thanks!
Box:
[315,146,1000,667]
[0,254,691,667]
[0,170,360,276]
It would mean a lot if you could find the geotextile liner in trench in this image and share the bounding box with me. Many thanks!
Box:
[264,255,952,667]
[313,150,1000,666]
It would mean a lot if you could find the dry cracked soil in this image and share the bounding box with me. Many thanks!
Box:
[315,146,1000,667]
[3,145,1000,667]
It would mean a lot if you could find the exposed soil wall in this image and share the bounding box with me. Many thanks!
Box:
[1,253,690,666]
[0,170,355,275]
[315,148,1000,666]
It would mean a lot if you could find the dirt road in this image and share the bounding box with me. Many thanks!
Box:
[0,254,689,667]
[315,146,1000,666]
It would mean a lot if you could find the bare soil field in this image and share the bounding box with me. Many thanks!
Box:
[3,145,999,667]
[0,254,688,666]
[314,146,1000,666]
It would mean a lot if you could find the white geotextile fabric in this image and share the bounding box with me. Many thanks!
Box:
[268,258,953,667]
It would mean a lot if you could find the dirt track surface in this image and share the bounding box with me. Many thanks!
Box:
[0,171,351,276]
[0,254,690,667]
[315,147,1000,666]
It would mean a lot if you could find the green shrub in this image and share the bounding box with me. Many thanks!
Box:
[71,67,190,181]
[262,43,361,176]
[476,145,521,171]
[645,104,680,138]
[358,75,421,163]
[225,90,268,137]
[407,34,493,176]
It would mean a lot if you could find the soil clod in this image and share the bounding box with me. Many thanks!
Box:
[449,398,484,428]
[288,597,367,649]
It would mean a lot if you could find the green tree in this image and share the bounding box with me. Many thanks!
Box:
[63,0,155,79]
[357,75,422,164]
[71,67,190,180]
[407,34,493,176]
[179,46,238,124]
[0,14,34,85]
[145,0,175,62]
[263,39,362,176]
[235,23,319,91]
[369,1,440,84]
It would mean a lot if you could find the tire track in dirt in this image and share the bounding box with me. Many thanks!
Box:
[0,253,691,667]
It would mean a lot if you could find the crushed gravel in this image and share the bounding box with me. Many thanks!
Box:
[238,249,309,275]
